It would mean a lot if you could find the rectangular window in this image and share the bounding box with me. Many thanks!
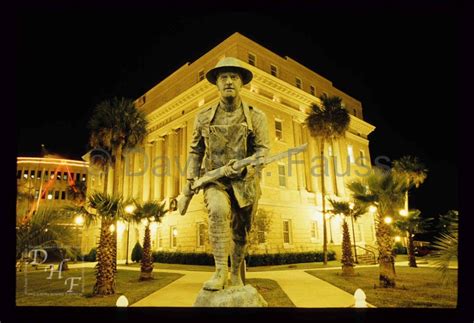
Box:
[158,229,163,248]
[198,70,205,81]
[270,64,278,77]
[278,164,286,187]
[197,223,206,247]
[328,145,333,157]
[41,191,45,199]
[17,170,21,179]
[47,192,53,200]
[37,171,42,180]
[63,173,68,181]
[61,191,66,200]
[57,172,62,180]
[76,173,80,182]
[50,171,55,179]
[311,221,319,240]
[30,170,35,179]
[23,170,28,179]
[310,85,315,96]
[248,53,256,66]
[34,190,39,199]
[54,191,60,200]
[170,226,177,248]
[283,220,292,244]
[44,170,49,180]
[275,119,282,140]
[359,150,366,166]
[295,77,302,89]
[347,145,355,163]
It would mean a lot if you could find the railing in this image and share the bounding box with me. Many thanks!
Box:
[355,245,378,264]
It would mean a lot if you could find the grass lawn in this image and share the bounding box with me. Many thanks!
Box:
[16,268,183,306]
[246,278,295,307]
[306,266,457,308]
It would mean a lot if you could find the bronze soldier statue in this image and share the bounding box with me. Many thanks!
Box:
[186,57,270,290]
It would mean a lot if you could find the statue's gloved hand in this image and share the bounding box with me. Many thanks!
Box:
[184,179,199,196]
[254,156,265,173]
[223,159,242,179]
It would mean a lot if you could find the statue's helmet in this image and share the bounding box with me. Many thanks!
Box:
[205,57,253,85]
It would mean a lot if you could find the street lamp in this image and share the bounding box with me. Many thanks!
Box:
[348,202,358,263]
[73,215,84,259]
[399,209,408,217]
[384,216,393,224]
[124,204,136,265]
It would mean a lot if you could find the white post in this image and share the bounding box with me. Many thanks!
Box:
[353,288,368,308]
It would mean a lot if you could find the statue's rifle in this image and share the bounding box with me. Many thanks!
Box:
[177,143,308,215]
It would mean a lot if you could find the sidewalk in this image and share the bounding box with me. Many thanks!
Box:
[129,266,358,307]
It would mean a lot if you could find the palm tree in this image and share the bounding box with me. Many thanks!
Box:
[16,207,74,261]
[66,180,87,206]
[392,156,428,210]
[130,201,167,281]
[305,94,350,265]
[348,167,408,288]
[394,209,432,267]
[88,97,148,273]
[72,193,125,295]
[432,210,458,284]
[328,199,365,275]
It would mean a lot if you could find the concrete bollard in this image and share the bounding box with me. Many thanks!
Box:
[353,288,368,308]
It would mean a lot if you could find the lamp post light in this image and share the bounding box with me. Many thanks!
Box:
[349,202,358,263]
[73,215,84,259]
[124,204,136,265]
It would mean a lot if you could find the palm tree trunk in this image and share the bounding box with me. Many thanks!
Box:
[341,220,355,276]
[140,224,154,281]
[320,139,328,265]
[93,218,115,295]
[111,143,123,274]
[408,229,417,267]
[376,219,396,288]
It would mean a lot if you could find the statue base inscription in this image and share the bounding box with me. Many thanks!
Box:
[193,285,268,307]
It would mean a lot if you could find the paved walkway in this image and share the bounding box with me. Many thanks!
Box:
[129,266,358,307]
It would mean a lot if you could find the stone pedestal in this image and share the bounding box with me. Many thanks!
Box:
[193,285,268,307]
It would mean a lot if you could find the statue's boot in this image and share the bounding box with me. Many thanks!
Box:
[203,221,229,291]
[229,242,246,287]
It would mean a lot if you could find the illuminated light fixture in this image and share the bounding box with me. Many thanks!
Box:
[384,216,393,224]
[109,224,116,233]
[369,205,377,214]
[124,204,135,214]
[47,194,53,200]
[44,228,48,232]
[117,221,126,235]
[395,236,401,242]
[399,209,408,217]
[74,215,84,226]
[116,295,129,307]
[173,228,178,237]
[349,202,355,210]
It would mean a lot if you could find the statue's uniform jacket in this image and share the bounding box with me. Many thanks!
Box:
[187,102,269,242]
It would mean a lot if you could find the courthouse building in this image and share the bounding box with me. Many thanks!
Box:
[83,33,377,261]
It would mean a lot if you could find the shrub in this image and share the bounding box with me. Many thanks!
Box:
[393,242,408,255]
[83,248,97,262]
[131,242,143,263]
[150,250,335,267]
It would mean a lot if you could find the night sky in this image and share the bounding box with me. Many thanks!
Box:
[16,7,461,222]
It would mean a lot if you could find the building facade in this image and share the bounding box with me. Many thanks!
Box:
[84,33,377,261]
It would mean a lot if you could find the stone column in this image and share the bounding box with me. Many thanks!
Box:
[154,137,165,201]
[142,142,152,202]
[166,130,178,198]
[292,118,306,191]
